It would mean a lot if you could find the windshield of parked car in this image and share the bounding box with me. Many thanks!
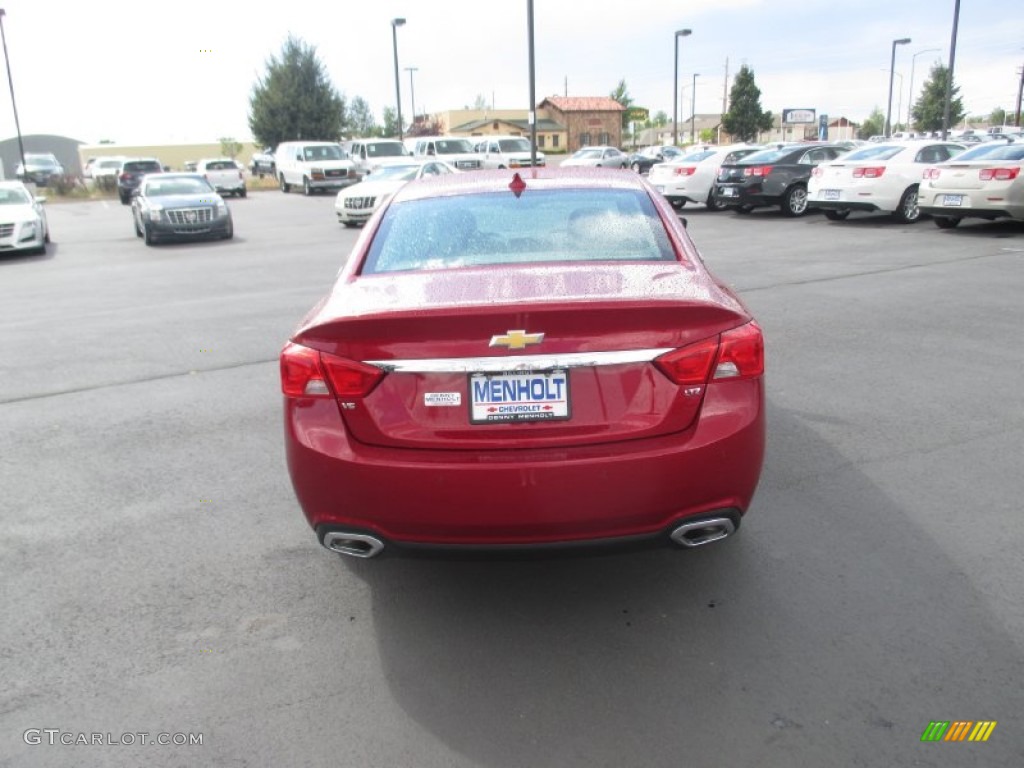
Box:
[144,177,214,196]
[572,149,604,159]
[26,155,60,169]
[362,188,677,274]
[303,145,346,160]
[954,143,1024,161]
[434,140,475,154]
[367,165,421,181]
[841,145,905,162]
[498,138,532,153]
[368,143,408,157]
[0,187,32,204]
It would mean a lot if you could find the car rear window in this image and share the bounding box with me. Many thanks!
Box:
[125,161,162,172]
[842,145,904,162]
[737,147,798,164]
[206,160,236,170]
[361,188,677,274]
[954,144,1024,162]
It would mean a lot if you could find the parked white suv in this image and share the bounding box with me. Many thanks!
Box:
[409,137,484,170]
[196,158,246,197]
[274,141,358,195]
[472,135,545,169]
[345,139,410,178]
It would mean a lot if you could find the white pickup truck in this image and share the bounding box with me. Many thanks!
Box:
[196,158,246,198]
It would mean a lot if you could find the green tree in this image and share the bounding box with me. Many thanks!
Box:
[653,110,669,127]
[610,79,634,129]
[348,96,377,138]
[218,137,243,159]
[248,35,346,147]
[380,106,399,138]
[857,107,884,139]
[473,94,489,110]
[990,107,1007,127]
[911,64,964,132]
[721,65,773,142]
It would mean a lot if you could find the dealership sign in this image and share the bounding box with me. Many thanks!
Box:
[782,108,816,124]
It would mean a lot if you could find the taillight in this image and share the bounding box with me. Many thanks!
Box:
[979,167,1020,181]
[280,343,384,398]
[713,322,764,380]
[922,168,941,180]
[852,166,885,178]
[811,167,823,177]
[743,166,773,177]
[654,321,765,390]
[674,166,697,176]
[281,342,329,397]
[320,353,385,396]
[119,172,130,182]
[654,337,719,387]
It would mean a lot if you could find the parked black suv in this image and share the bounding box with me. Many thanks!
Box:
[712,143,850,216]
[117,158,164,204]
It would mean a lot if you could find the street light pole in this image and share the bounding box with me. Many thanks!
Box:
[886,37,911,138]
[908,47,941,130]
[0,9,26,177]
[405,67,418,132]
[941,0,961,140]
[690,73,699,143]
[390,18,406,140]
[673,29,692,147]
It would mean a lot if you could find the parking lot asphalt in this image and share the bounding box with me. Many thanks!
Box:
[2,191,1022,767]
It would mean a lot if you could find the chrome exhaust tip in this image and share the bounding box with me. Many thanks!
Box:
[670,517,737,548]
[322,532,385,559]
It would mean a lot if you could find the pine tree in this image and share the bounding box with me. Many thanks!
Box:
[721,65,773,142]
[249,35,346,148]
[610,79,634,129]
[911,64,964,132]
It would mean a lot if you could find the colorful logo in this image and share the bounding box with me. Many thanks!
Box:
[921,721,997,742]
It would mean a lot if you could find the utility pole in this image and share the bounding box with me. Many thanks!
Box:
[1015,64,1023,127]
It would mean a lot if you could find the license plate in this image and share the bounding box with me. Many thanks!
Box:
[720,187,737,197]
[469,371,570,423]
[823,189,841,201]
[654,185,665,193]
[942,194,963,206]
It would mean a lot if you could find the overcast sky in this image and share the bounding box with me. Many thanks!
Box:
[1,0,1021,145]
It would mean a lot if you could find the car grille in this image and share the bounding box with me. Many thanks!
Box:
[344,196,376,210]
[325,169,352,178]
[167,208,213,226]
[454,160,481,170]
[0,223,14,238]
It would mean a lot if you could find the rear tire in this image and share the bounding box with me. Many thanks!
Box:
[119,192,130,205]
[303,177,313,196]
[279,175,290,193]
[239,187,247,198]
[706,191,727,211]
[669,199,686,210]
[631,162,642,173]
[781,185,809,217]
[824,209,851,221]
[892,185,920,223]
[934,216,961,229]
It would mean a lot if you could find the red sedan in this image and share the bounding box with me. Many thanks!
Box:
[281,168,765,558]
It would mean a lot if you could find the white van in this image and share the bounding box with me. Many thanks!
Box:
[274,141,357,195]
[474,135,546,170]
[410,137,484,170]
[345,139,410,178]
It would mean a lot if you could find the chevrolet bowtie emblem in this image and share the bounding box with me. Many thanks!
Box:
[489,330,545,350]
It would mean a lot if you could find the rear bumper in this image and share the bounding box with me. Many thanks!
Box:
[810,200,883,213]
[714,185,779,208]
[285,378,765,547]
[918,205,1017,221]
